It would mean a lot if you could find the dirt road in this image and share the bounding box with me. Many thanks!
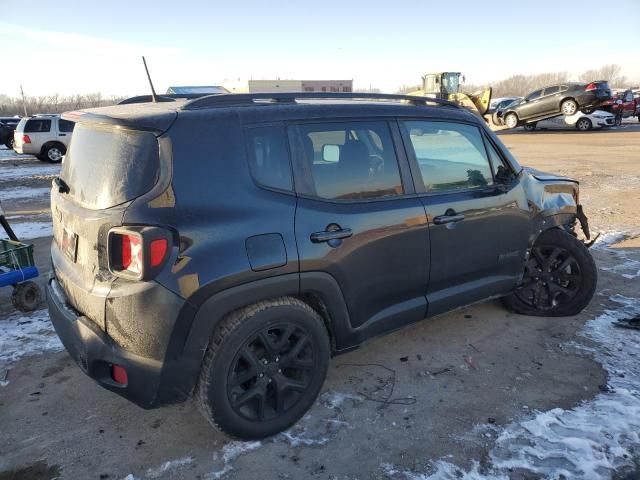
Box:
[1,123,639,479]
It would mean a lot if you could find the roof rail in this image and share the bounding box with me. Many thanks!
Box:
[182,92,461,110]
[118,93,212,105]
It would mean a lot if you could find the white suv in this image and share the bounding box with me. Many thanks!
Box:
[13,114,74,162]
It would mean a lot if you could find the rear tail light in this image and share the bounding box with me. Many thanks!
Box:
[22,134,31,144]
[108,227,171,280]
[585,83,597,91]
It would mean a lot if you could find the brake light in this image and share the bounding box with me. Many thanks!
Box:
[585,83,597,91]
[108,227,171,280]
[22,134,31,144]
[150,238,168,267]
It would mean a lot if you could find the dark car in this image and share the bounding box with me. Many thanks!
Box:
[502,82,611,129]
[47,92,597,440]
[0,116,21,148]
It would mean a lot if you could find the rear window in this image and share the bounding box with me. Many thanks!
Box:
[58,119,75,133]
[24,119,51,133]
[60,125,160,209]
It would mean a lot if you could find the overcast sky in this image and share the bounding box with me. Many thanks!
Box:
[1,0,638,97]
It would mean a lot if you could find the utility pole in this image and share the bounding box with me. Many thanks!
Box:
[20,85,28,117]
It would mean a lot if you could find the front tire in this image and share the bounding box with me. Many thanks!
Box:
[614,114,622,127]
[5,137,14,149]
[197,297,330,440]
[502,229,597,317]
[524,123,537,131]
[504,112,518,129]
[576,118,592,131]
[581,107,595,114]
[561,99,578,115]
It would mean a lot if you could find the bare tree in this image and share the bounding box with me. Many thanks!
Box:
[0,93,125,117]
[579,64,627,87]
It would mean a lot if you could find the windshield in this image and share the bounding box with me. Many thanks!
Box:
[60,124,160,210]
[441,73,460,95]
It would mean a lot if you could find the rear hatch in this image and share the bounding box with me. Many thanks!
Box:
[51,116,170,330]
[13,118,27,150]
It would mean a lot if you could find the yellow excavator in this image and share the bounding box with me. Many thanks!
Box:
[409,72,492,119]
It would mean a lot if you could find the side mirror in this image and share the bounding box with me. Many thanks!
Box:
[322,144,340,163]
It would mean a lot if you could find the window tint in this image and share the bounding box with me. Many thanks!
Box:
[247,126,292,191]
[543,86,560,95]
[298,121,403,200]
[58,119,75,132]
[526,90,542,101]
[24,119,51,133]
[402,121,494,192]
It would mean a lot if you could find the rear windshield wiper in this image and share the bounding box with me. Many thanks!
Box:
[54,177,70,194]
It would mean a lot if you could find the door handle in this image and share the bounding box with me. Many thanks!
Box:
[310,227,353,243]
[433,213,465,225]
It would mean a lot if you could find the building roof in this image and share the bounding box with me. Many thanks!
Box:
[166,86,229,95]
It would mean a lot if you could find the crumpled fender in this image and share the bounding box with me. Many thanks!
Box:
[520,167,590,245]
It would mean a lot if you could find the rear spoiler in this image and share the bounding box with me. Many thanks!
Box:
[118,93,215,105]
[62,109,177,135]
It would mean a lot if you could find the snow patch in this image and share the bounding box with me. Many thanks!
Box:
[381,292,640,478]
[0,309,62,365]
[8,220,52,239]
[0,164,60,180]
[207,441,262,479]
[145,456,193,478]
[0,186,50,201]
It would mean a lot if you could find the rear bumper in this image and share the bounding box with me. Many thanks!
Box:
[46,277,180,408]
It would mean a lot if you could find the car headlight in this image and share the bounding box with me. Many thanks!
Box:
[593,115,608,119]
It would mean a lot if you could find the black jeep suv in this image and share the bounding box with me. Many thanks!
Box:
[47,92,596,439]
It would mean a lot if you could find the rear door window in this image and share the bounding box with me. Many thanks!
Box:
[296,121,403,200]
[543,86,560,96]
[24,119,51,133]
[60,124,160,209]
[402,121,494,192]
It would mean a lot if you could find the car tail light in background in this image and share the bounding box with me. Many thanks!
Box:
[585,83,597,91]
[108,227,172,280]
[22,134,31,144]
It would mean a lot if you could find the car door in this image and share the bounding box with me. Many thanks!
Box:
[399,119,532,316]
[539,86,561,115]
[292,120,430,337]
[518,89,544,119]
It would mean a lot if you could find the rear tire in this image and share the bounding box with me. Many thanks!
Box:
[197,297,330,440]
[524,123,537,131]
[5,137,14,149]
[502,229,597,317]
[42,143,65,163]
[561,99,578,115]
[614,114,622,127]
[581,107,595,114]
[576,118,592,131]
[504,112,518,129]
[12,281,41,312]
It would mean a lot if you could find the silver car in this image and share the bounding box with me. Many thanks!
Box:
[13,114,74,162]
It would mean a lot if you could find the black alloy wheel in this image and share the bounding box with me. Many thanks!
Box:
[228,323,314,422]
